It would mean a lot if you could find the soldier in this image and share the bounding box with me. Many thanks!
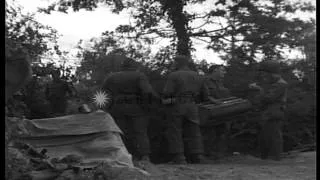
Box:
[249,59,288,161]
[101,57,160,162]
[204,64,231,155]
[205,64,230,102]
[46,69,74,116]
[162,55,209,164]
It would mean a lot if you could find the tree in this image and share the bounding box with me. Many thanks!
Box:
[75,32,153,86]
[299,26,316,87]
[41,0,315,67]
[6,0,59,62]
[5,0,63,114]
[42,0,315,102]
[199,0,315,64]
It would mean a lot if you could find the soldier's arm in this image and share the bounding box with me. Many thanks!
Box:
[138,74,160,100]
[162,74,176,99]
[101,74,113,92]
[161,74,179,105]
[258,83,287,104]
[203,78,222,103]
[248,82,262,90]
[208,97,223,104]
[222,87,230,97]
[45,83,50,98]
[199,79,210,102]
[66,82,76,97]
[63,81,71,95]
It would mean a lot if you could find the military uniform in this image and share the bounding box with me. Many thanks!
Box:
[163,66,209,163]
[252,60,288,160]
[254,77,288,160]
[204,69,231,154]
[205,75,230,99]
[101,62,159,161]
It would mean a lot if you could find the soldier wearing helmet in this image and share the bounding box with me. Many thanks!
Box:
[101,57,160,163]
[249,58,288,161]
[203,64,232,154]
[205,64,230,103]
[162,55,209,164]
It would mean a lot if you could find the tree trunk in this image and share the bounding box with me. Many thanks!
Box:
[229,17,236,64]
[161,0,191,57]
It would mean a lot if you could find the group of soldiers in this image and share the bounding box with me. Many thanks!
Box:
[5,53,288,164]
[101,55,288,164]
[5,53,288,180]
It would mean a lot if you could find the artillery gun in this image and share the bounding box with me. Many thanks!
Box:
[198,96,252,126]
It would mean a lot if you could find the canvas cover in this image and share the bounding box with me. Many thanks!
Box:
[21,111,122,137]
[15,111,134,168]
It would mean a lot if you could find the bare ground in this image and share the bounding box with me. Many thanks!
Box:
[6,147,316,180]
[142,152,316,180]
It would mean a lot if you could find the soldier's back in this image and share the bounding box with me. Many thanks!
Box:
[169,70,204,96]
[104,71,143,95]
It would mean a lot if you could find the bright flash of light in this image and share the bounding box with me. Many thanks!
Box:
[92,90,110,108]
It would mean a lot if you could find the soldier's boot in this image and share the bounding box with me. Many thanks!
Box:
[170,154,187,164]
[189,154,211,164]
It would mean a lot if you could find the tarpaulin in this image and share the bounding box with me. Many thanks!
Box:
[15,111,134,168]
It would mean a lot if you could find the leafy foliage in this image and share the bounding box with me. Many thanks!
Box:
[5,0,68,119]
[6,1,59,61]
[202,0,316,64]
[42,0,315,65]
[75,31,153,86]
